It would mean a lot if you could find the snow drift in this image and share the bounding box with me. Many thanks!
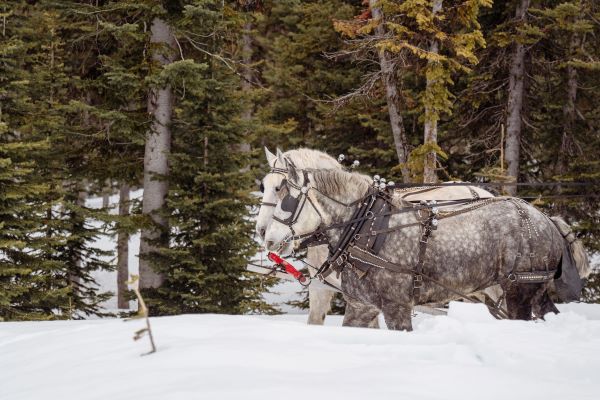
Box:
[2,303,600,400]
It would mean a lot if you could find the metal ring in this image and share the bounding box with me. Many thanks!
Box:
[508,273,517,283]
[365,211,374,219]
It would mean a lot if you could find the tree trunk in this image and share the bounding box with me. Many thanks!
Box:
[117,183,130,309]
[69,186,88,289]
[504,0,530,196]
[101,179,111,209]
[370,0,409,182]
[557,35,578,177]
[239,22,253,155]
[139,17,177,289]
[423,0,443,184]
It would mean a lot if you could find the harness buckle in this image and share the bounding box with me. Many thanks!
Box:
[413,274,423,289]
[335,254,347,267]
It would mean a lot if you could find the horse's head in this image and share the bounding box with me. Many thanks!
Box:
[255,147,341,243]
[263,161,326,256]
[255,147,287,241]
[264,164,373,256]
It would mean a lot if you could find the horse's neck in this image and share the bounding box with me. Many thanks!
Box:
[320,191,364,223]
[317,191,366,248]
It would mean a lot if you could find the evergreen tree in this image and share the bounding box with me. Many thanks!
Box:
[334,0,491,183]
[131,0,276,315]
[0,1,111,320]
[0,6,58,317]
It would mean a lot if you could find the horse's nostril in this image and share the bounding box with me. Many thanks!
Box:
[259,228,266,239]
[265,240,276,249]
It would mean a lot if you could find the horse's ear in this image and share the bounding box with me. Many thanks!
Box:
[276,148,286,167]
[264,146,276,167]
[285,158,299,184]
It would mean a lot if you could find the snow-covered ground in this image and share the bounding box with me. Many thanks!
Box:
[2,302,600,400]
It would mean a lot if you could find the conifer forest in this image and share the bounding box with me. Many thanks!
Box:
[1,0,599,321]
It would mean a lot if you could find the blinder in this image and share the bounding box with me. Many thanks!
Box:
[281,191,300,214]
[273,172,312,227]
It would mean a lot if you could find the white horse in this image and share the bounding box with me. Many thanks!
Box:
[256,147,343,325]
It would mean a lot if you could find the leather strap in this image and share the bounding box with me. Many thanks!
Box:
[413,210,437,301]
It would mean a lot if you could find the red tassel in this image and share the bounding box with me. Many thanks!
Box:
[267,252,307,283]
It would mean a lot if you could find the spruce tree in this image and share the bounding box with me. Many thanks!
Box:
[0,1,111,320]
[129,1,276,315]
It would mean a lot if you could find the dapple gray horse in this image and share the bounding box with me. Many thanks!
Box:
[256,148,499,325]
[264,164,574,330]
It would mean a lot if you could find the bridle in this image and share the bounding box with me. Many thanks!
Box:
[271,170,324,239]
[258,158,292,209]
[258,159,325,247]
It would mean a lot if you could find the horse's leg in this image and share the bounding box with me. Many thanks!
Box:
[533,287,559,320]
[367,313,380,329]
[503,282,549,320]
[307,286,334,325]
[306,245,332,325]
[342,296,380,328]
[381,302,413,331]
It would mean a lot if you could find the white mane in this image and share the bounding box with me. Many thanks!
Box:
[310,169,373,201]
[281,148,340,170]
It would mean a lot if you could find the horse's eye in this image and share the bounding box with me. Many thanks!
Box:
[259,182,264,193]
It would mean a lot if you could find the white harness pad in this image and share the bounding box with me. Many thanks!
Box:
[395,182,495,202]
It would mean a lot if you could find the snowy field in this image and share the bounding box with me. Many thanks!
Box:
[2,302,600,400]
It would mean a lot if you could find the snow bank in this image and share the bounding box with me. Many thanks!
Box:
[2,303,599,400]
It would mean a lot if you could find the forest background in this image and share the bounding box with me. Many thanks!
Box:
[1,0,599,321]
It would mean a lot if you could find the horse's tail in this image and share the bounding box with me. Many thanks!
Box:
[550,216,591,279]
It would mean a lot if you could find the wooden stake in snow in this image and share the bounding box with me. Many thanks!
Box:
[126,275,157,356]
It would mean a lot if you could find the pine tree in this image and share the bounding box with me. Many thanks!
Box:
[127,1,276,315]
[0,1,112,320]
[334,0,491,182]
[0,24,58,317]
